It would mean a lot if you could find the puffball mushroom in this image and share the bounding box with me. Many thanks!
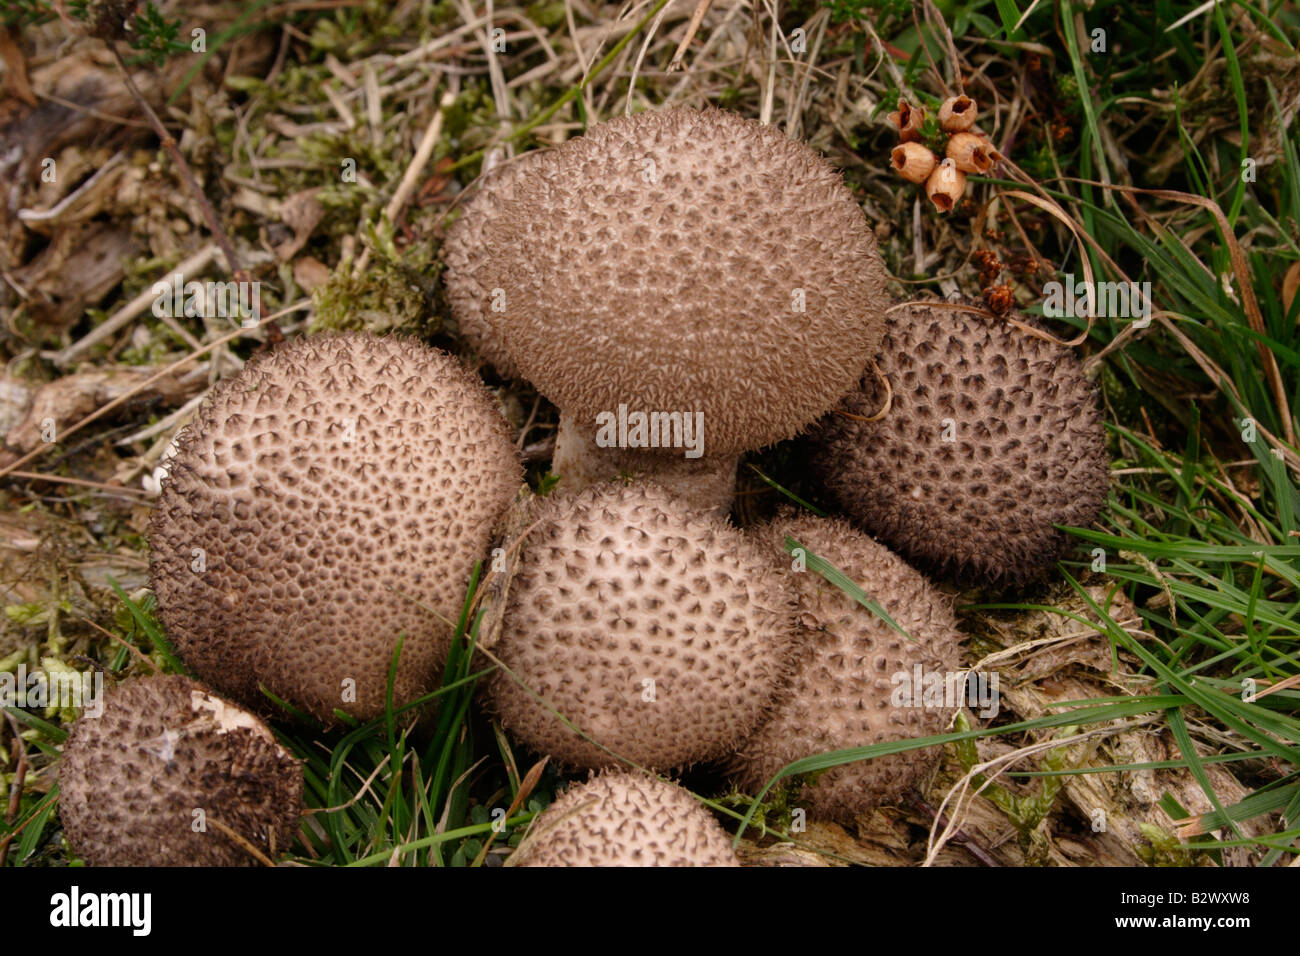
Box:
[809,303,1109,587]
[451,107,889,511]
[729,514,964,824]
[510,770,739,867]
[149,332,522,723]
[59,675,302,866]
[484,482,795,771]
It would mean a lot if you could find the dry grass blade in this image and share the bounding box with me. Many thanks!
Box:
[204,816,277,867]
[667,0,713,72]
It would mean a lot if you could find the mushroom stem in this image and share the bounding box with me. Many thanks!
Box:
[551,413,739,512]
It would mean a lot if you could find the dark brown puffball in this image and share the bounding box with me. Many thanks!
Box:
[810,303,1109,586]
[59,675,302,866]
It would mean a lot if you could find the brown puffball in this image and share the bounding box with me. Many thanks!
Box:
[728,514,964,824]
[149,333,522,723]
[442,150,554,379]
[59,675,302,866]
[484,482,795,771]
[470,107,889,458]
[809,302,1110,586]
[509,770,739,867]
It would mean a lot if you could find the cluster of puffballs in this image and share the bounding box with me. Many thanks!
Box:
[888,94,995,212]
[58,108,1109,867]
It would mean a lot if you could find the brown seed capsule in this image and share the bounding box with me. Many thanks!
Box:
[982,282,1016,316]
[925,158,966,212]
[946,132,994,174]
[890,142,938,184]
[938,95,977,133]
[888,99,925,143]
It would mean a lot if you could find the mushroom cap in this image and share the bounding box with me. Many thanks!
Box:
[442,151,555,378]
[729,513,964,824]
[149,332,522,722]
[511,770,739,866]
[59,675,302,866]
[474,107,889,455]
[484,482,795,770]
[810,303,1109,586]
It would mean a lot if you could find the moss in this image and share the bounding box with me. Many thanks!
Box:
[1055,72,1084,118]
[718,86,744,110]
[310,251,441,337]
[1137,823,1199,866]
[526,1,567,28]
[918,112,948,156]
[442,84,500,168]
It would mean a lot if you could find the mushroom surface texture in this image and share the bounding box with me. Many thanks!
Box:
[809,303,1109,586]
[509,770,739,866]
[59,675,302,866]
[458,107,889,505]
[149,332,522,722]
[484,481,795,770]
[442,150,554,379]
[728,514,964,824]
